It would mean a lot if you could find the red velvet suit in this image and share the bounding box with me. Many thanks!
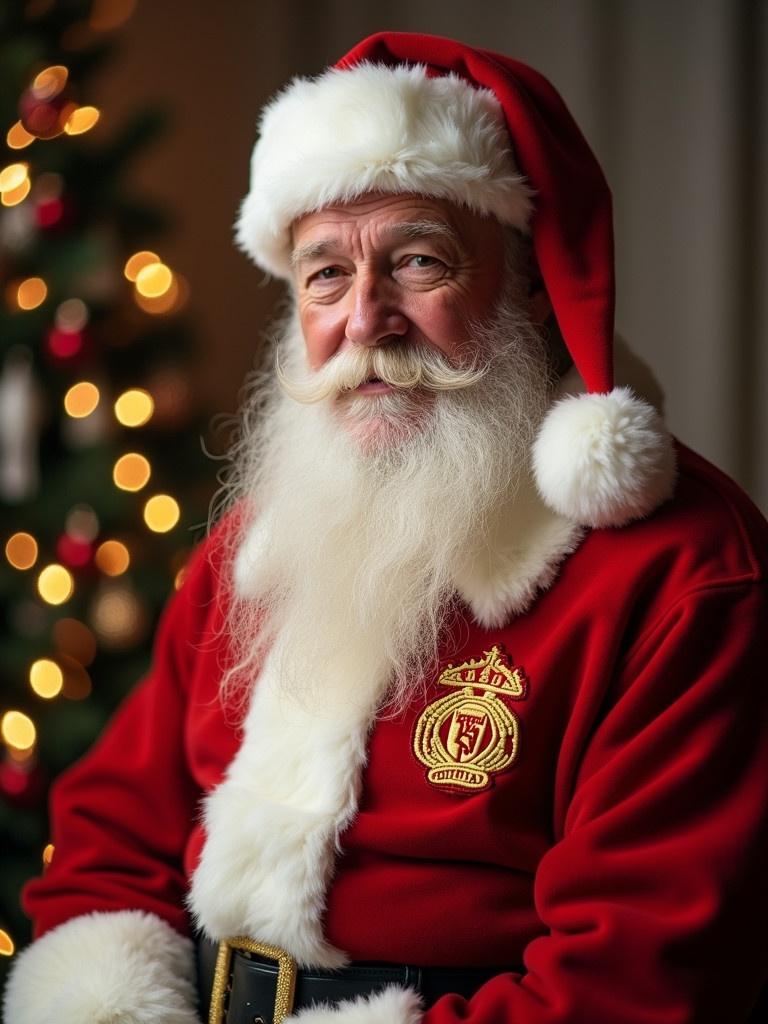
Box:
[22,444,768,1022]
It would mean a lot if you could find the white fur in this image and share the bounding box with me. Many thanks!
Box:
[188,646,385,968]
[235,63,533,278]
[2,910,198,1024]
[453,474,583,627]
[285,985,422,1024]
[532,385,676,528]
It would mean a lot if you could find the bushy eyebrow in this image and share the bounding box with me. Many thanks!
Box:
[290,220,462,267]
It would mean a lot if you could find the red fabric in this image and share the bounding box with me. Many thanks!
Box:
[23,445,768,1022]
[337,32,615,395]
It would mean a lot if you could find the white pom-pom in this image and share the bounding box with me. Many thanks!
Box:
[533,386,676,528]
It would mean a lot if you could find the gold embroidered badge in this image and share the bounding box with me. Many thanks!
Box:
[413,645,527,793]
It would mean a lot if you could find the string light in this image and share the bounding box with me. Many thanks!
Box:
[32,65,68,101]
[65,504,100,542]
[144,494,180,533]
[0,930,14,957]
[0,162,29,192]
[90,0,138,31]
[64,381,100,418]
[64,106,100,135]
[113,453,151,491]
[16,277,47,310]
[133,272,188,315]
[56,297,89,331]
[114,388,154,427]
[5,532,38,570]
[6,122,35,149]
[1,710,36,751]
[135,261,173,298]
[1,178,31,207]
[52,618,97,666]
[124,251,159,282]
[59,655,92,700]
[37,564,74,605]
[29,659,64,699]
[95,540,130,576]
[42,844,55,867]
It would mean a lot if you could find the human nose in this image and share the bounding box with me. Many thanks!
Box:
[344,271,408,347]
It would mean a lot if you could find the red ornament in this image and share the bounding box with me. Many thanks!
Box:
[19,88,76,140]
[0,754,46,808]
[57,533,92,569]
[46,325,85,361]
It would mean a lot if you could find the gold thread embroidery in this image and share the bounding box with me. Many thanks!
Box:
[413,646,527,793]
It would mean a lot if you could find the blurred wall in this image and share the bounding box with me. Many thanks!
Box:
[93,0,768,509]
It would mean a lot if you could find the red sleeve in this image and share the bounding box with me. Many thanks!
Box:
[22,532,223,940]
[423,582,768,1023]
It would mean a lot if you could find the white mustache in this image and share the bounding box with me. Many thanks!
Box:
[276,341,488,405]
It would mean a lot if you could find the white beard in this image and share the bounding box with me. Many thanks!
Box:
[219,289,553,715]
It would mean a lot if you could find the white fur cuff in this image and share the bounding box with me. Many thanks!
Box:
[285,985,422,1024]
[2,910,200,1024]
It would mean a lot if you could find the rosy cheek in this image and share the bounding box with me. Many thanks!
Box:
[300,307,343,369]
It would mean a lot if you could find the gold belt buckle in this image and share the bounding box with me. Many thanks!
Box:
[209,936,298,1024]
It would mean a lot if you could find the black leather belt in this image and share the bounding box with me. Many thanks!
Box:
[197,936,512,1024]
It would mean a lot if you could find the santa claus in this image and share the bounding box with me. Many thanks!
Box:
[5,31,768,1024]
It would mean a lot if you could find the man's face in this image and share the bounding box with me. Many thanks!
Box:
[291,193,507,386]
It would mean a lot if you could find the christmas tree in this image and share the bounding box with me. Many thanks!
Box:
[0,0,212,979]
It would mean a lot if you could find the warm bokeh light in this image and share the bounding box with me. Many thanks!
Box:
[36,171,63,199]
[32,65,68,100]
[29,659,64,699]
[64,381,100,418]
[90,0,137,31]
[90,584,146,650]
[64,105,100,135]
[1,178,31,207]
[59,654,93,700]
[7,121,35,150]
[5,532,38,570]
[17,277,47,310]
[53,618,98,666]
[173,566,187,590]
[37,564,74,605]
[56,297,89,331]
[65,504,100,542]
[135,261,173,298]
[95,539,130,576]
[0,929,14,957]
[123,250,159,282]
[113,452,151,492]
[1,710,36,751]
[42,843,55,867]
[143,494,180,533]
[114,388,154,427]
[133,272,187,315]
[0,162,29,192]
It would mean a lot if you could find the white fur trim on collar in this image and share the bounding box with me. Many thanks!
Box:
[2,911,198,1024]
[235,62,533,279]
[188,645,384,968]
[286,985,422,1023]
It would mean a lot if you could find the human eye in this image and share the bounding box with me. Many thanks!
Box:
[303,265,349,295]
[395,252,448,282]
[309,265,343,282]
[405,254,442,269]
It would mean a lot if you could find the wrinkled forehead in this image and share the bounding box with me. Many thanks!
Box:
[290,192,506,264]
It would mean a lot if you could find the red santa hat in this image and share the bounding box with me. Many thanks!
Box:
[235,31,676,528]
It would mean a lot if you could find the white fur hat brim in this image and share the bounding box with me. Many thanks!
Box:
[235,62,534,279]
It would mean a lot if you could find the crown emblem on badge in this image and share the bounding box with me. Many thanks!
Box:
[413,646,528,793]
